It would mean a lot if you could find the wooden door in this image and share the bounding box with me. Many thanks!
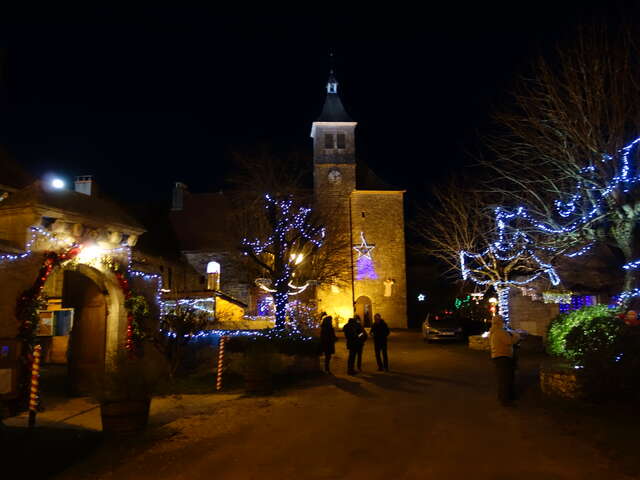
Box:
[64,271,106,395]
[355,296,373,328]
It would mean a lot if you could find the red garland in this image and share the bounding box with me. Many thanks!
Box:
[17,247,81,342]
[19,248,139,355]
[114,271,135,352]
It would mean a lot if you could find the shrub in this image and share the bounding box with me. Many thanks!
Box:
[546,305,640,400]
[225,331,321,356]
[546,305,614,359]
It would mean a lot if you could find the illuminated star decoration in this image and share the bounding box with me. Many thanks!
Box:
[353,232,375,259]
[354,232,378,280]
[417,294,426,302]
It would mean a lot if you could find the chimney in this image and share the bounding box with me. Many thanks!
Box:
[74,175,94,195]
[172,182,189,211]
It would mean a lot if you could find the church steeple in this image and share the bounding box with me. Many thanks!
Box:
[316,69,353,123]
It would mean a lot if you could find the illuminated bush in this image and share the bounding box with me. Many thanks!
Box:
[546,305,615,359]
[546,305,640,399]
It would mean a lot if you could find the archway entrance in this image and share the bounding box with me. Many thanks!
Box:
[355,296,373,328]
[63,270,107,395]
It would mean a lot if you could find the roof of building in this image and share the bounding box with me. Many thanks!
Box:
[0,181,145,232]
[130,202,184,260]
[316,71,353,122]
[356,163,403,191]
[169,191,238,252]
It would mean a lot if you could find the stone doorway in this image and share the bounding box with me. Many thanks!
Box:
[355,296,373,328]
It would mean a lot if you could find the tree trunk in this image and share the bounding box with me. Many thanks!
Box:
[273,287,289,329]
[612,218,637,293]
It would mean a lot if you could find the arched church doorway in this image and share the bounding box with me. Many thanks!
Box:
[355,296,373,328]
[62,270,107,395]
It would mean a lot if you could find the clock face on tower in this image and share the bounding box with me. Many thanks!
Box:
[328,168,342,184]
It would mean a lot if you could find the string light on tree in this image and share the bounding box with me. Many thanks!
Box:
[241,194,325,329]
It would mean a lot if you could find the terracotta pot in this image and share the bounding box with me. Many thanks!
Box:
[100,399,150,435]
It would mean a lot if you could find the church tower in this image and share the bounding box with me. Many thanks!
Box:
[312,69,407,328]
[311,70,357,203]
[311,70,357,323]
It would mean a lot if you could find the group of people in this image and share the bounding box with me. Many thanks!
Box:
[319,313,390,375]
[319,309,523,407]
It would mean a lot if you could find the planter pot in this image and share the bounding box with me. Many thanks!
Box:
[100,399,151,435]
[289,355,321,375]
[244,365,273,395]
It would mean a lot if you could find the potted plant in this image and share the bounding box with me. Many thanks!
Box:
[240,341,282,395]
[94,353,161,435]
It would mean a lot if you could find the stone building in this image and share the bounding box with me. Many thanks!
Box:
[311,71,407,328]
[0,174,147,397]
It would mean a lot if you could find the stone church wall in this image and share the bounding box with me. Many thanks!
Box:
[350,192,407,328]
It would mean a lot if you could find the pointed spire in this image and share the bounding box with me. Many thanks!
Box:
[317,67,352,122]
[327,69,338,94]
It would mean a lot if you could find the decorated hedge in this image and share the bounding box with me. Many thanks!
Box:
[225,332,321,357]
[546,305,616,360]
[545,305,640,399]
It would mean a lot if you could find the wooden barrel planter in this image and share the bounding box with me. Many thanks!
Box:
[100,399,151,435]
[244,364,273,395]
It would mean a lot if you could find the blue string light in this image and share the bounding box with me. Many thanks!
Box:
[461,135,640,319]
[241,194,324,329]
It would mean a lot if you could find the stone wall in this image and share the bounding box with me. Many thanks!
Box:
[510,291,559,337]
[540,363,584,399]
[0,256,43,337]
[183,251,251,304]
[468,335,490,351]
[350,191,407,328]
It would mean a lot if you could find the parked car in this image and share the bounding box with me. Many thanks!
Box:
[422,313,465,342]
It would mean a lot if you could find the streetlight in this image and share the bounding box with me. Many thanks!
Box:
[51,178,65,189]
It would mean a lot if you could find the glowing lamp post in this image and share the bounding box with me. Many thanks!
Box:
[51,178,65,189]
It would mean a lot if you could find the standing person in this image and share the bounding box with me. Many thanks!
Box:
[342,318,359,375]
[489,315,521,406]
[320,316,337,374]
[354,318,367,372]
[371,313,390,371]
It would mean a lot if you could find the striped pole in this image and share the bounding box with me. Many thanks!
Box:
[216,336,227,391]
[28,345,42,428]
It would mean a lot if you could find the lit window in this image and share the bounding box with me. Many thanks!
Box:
[337,133,346,149]
[206,261,220,290]
[324,133,334,149]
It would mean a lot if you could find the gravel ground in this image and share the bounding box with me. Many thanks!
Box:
[46,331,638,479]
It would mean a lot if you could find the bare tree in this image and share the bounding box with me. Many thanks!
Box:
[413,178,490,278]
[484,24,640,291]
[414,177,565,320]
[227,148,351,323]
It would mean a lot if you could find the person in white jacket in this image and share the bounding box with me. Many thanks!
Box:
[489,315,521,406]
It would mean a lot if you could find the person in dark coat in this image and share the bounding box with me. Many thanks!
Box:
[354,317,367,371]
[342,317,360,375]
[370,313,390,371]
[320,315,337,374]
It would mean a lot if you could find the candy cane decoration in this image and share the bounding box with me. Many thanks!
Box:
[216,336,227,391]
[28,345,42,428]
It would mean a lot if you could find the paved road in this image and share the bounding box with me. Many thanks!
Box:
[58,331,629,479]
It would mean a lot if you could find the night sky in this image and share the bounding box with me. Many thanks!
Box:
[0,5,630,204]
